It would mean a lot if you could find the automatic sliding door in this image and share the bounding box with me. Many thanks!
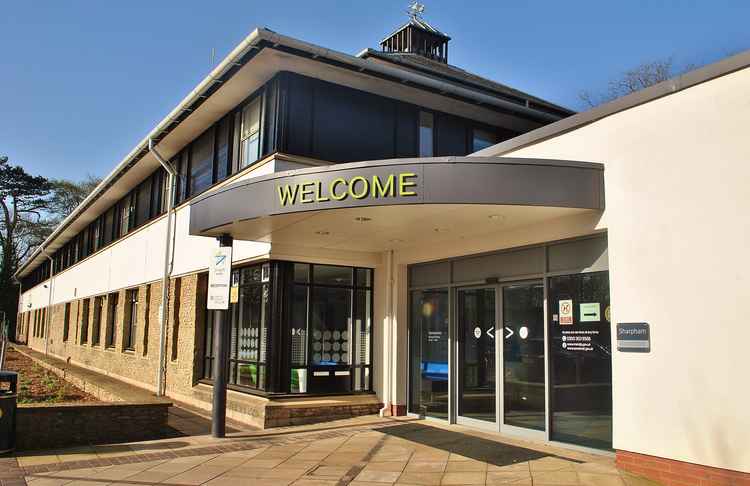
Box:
[502,282,546,432]
[457,287,496,423]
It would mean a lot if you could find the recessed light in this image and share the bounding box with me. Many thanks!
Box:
[433,228,449,233]
[315,230,330,236]
[389,238,404,243]
[354,217,372,222]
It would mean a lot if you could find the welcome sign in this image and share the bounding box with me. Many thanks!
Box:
[277,172,418,207]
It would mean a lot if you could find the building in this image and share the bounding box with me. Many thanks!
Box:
[14,12,750,485]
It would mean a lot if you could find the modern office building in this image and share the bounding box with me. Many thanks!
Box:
[14,13,750,486]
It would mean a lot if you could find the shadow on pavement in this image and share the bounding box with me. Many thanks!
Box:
[375,423,584,467]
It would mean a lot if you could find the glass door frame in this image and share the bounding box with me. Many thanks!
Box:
[454,284,499,432]
[451,280,550,442]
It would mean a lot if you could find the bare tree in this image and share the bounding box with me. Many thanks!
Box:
[579,57,692,108]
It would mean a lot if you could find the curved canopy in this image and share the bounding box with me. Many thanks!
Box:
[189,156,604,247]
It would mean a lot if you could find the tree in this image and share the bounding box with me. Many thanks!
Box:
[579,58,693,108]
[48,175,101,219]
[0,155,54,337]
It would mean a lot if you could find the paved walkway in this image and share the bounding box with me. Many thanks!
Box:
[5,416,661,486]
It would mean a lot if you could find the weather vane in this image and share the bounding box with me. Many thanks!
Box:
[407,1,425,20]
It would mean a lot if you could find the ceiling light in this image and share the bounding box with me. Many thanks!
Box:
[433,228,449,233]
[354,217,372,222]
[389,238,404,243]
[315,230,330,236]
[488,214,505,222]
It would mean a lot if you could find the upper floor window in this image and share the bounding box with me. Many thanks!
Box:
[419,111,434,157]
[472,128,498,152]
[190,128,215,195]
[240,97,261,168]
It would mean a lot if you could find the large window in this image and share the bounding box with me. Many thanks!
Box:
[63,303,71,342]
[80,299,90,344]
[240,97,261,168]
[291,263,372,394]
[409,288,449,419]
[203,264,270,391]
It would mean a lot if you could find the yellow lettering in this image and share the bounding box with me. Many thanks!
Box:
[300,182,315,203]
[314,181,329,202]
[371,174,395,198]
[330,178,348,201]
[278,184,299,206]
[348,176,369,199]
[399,172,417,196]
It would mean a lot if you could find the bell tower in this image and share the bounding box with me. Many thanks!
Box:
[380,2,451,63]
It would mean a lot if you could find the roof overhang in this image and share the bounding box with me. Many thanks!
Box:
[189,157,604,252]
[17,27,565,278]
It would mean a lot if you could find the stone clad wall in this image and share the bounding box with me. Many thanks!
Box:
[18,273,206,399]
[16,402,170,450]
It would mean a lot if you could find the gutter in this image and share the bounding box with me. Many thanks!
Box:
[149,139,178,397]
[16,27,564,280]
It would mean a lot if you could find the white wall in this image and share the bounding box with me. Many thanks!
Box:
[500,68,750,471]
[19,160,283,310]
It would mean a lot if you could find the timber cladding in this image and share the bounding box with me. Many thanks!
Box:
[15,402,171,450]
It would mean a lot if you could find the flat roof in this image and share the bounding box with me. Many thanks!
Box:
[473,48,750,157]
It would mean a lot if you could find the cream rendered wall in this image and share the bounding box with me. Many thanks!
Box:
[18,160,285,310]
[499,68,750,471]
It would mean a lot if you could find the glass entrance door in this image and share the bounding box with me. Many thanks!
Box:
[457,287,496,424]
[501,282,546,433]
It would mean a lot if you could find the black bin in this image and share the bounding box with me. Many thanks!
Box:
[0,371,18,454]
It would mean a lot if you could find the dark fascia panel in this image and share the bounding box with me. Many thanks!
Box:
[188,156,604,236]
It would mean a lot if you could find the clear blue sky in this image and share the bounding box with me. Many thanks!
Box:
[1,0,748,181]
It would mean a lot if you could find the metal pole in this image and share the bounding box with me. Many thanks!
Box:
[211,234,233,438]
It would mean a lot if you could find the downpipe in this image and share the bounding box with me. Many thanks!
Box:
[149,139,177,397]
[41,249,54,356]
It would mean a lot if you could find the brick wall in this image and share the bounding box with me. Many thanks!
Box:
[16,402,170,450]
[616,450,750,486]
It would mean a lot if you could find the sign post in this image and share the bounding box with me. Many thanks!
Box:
[209,235,233,438]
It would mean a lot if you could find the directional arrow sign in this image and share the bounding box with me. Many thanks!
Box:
[486,327,495,339]
[505,327,514,339]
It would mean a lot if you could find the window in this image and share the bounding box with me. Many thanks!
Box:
[472,128,498,152]
[124,289,138,351]
[215,115,232,182]
[240,97,261,168]
[135,177,151,227]
[176,151,189,203]
[103,206,115,246]
[419,111,434,156]
[92,296,104,345]
[149,170,166,219]
[80,299,90,344]
[106,292,119,348]
[189,128,215,195]
[119,193,135,236]
[203,266,269,390]
[290,263,373,394]
[142,285,151,356]
[63,303,71,342]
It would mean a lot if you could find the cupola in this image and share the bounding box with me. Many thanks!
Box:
[380,2,451,63]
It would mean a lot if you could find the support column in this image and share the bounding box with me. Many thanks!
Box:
[211,234,233,438]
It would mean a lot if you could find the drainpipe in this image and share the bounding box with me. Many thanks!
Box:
[41,249,54,356]
[149,138,177,397]
[379,250,395,417]
[12,276,22,344]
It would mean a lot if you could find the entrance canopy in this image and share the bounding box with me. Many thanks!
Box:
[189,157,604,252]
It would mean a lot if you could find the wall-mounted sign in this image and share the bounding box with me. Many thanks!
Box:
[207,247,232,310]
[559,299,573,325]
[617,323,650,353]
[580,302,601,322]
[277,172,418,207]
